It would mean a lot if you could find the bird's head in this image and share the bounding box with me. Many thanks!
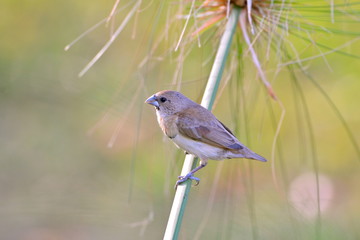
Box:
[145,90,193,115]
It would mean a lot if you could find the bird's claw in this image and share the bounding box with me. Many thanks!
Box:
[174,173,200,189]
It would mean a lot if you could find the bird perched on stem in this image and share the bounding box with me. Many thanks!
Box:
[145,90,267,188]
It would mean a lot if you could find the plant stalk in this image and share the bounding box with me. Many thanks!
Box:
[163,6,242,240]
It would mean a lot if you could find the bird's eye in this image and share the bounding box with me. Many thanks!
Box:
[160,97,167,103]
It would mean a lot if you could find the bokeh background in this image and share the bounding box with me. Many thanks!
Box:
[1,0,359,239]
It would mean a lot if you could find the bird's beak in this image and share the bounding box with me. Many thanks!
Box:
[145,95,160,108]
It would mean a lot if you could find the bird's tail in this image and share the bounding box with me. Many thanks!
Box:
[247,151,267,162]
[231,148,267,162]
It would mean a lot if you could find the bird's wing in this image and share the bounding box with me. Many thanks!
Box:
[176,108,243,150]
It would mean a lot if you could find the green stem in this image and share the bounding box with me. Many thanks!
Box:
[163,6,242,240]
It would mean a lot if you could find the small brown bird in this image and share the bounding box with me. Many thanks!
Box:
[145,90,267,188]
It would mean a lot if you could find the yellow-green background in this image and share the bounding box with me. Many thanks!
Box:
[1,1,359,239]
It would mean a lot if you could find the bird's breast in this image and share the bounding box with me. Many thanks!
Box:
[156,112,179,139]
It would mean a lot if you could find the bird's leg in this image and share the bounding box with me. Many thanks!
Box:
[175,161,207,189]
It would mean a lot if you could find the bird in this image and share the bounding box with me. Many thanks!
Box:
[145,90,267,188]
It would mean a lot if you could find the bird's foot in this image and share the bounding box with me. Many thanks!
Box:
[174,173,200,189]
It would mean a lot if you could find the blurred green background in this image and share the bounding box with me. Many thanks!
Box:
[1,0,359,239]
